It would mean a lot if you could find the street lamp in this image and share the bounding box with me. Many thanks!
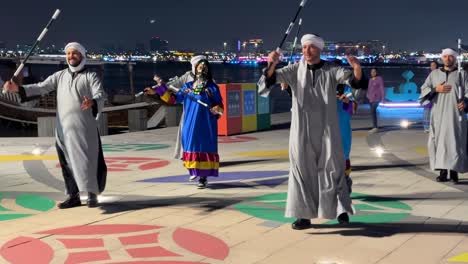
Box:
[223,42,227,53]
[255,43,258,55]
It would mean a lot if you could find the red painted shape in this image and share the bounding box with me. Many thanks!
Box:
[111,261,209,264]
[126,246,180,258]
[0,236,54,264]
[58,238,104,249]
[139,161,171,171]
[64,250,110,264]
[173,228,229,260]
[37,224,161,235]
[119,232,159,245]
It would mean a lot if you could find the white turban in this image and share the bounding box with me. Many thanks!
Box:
[441,48,458,58]
[190,55,207,74]
[64,42,87,72]
[301,34,325,50]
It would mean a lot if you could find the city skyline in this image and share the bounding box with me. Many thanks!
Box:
[1,0,468,52]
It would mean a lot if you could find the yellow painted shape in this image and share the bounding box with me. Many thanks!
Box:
[0,155,58,162]
[415,147,428,156]
[449,253,468,262]
[234,150,289,158]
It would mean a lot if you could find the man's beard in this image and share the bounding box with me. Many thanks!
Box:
[68,59,82,67]
[445,62,456,68]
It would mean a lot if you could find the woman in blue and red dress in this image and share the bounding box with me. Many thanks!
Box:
[148,59,223,188]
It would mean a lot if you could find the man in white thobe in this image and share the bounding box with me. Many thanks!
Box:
[419,48,468,183]
[3,42,107,208]
[258,34,363,229]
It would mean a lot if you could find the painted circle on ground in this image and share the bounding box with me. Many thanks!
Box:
[1,224,229,264]
[102,144,170,152]
[233,192,412,224]
[138,171,289,188]
[218,136,257,144]
[57,157,170,172]
[0,192,55,221]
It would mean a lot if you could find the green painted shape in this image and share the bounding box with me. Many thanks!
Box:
[324,213,411,225]
[15,194,55,212]
[235,192,413,224]
[352,192,412,211]
[448,253,468,262]
[354,204,381,211]
[0,214,33,221]
[250,192,287,202]
[234,203,294,223]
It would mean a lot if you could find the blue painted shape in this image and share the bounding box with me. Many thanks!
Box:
[138,170,289,183]
[253,177,288,188]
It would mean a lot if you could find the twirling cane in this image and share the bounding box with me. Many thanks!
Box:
[3,9,61,94]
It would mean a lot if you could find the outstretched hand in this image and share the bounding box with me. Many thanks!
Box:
[81,96,94,111]
[458,101,465,111]
[345,55,360,69]
[144,87,155,95]
[2,81,19,93]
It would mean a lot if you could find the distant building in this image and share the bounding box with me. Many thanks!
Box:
[225,38,241,53]
[135,42,147,55]
[150,37,169,52]
[322,40,387,56]
[241,39,264,55]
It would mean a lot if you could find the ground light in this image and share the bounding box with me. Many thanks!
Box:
[374,146,385,157]
[400,119,410,128]
[80,194,119,203]
[31,145,44,156]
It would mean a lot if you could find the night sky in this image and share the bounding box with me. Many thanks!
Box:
[1,0,467,52]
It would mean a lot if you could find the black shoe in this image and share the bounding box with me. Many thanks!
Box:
[450,171,459,184]
[197,177,207,189]
[87,192,98,208]
[337,213,350,224]
[291,218,311,230]
[437,170,449,182]
[58,194,81,209]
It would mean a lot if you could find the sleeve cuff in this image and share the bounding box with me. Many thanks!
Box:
[18,86,27,103]
[92,99,98,117]
[262,68,277,88]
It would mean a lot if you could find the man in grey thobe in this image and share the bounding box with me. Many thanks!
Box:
[419,48,468,183]
[258,34,363,230]
[3,42,107,208]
